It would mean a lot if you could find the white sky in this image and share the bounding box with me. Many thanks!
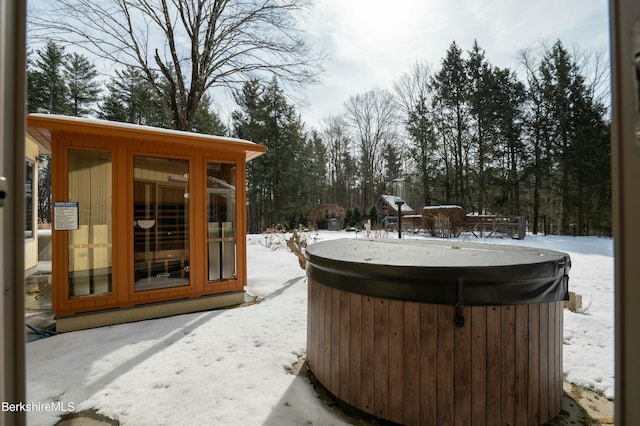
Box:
[27,0,611,131]
[295,0,610,128]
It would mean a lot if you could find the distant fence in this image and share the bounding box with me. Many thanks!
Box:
[421,206,526,239]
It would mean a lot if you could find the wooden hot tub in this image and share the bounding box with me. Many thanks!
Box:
[305,239,570,426]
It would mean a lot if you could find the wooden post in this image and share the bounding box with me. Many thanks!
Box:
[1,1,27,424]
[610,1,640,420]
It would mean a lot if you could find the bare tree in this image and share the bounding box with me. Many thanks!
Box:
[29,0,323,130]
[321,115,352,207]
[570,45,610,109]
[394,61,437,205]
[393,60,433,118]
[344,88,399,208]
[519,46,548,234]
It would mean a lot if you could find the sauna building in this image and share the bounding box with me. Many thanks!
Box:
[27,114,265,331]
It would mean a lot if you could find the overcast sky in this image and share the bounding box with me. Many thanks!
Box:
[28,0,611,131]
[294,0,610,129]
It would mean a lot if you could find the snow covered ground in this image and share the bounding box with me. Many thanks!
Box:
[25,231,614,425]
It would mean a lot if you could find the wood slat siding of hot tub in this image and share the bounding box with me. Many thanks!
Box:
[306,279,564,426]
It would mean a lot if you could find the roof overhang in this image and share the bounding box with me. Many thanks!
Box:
[26,114,266,161]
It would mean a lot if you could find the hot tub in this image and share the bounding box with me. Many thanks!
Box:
[305,239,570,426]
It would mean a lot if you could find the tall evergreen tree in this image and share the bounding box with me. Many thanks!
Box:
[394,61,438,206]
[192,94,228,136]
[98,67,170,127]
[305,130,329,207]
[382,142,402,186]
[233,78,311,230]
[466,40,498,214]
[98,88,128,123]
[493,68,527,215]
[569,87,611,234]
[27,40,69,114]
[64,52,101,116]
[27,41,70,224]
[540,41,574,232]
[521,47,555,234]
[405,97,438,205]
[432,41,470,206]
[521,41,611,235]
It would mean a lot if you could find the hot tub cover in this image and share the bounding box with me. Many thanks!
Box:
[305,239,570,306]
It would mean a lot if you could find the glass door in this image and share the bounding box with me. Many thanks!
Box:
[207,162,236,281]
[67,149,112,297]
[133,156,190,291]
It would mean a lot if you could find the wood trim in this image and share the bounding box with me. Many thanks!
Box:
[27,114,265,160]
[56,291,244,332]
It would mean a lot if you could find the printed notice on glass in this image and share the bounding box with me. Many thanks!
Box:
[54,201,79,230]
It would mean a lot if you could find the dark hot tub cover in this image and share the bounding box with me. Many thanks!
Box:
[305,239,570,306]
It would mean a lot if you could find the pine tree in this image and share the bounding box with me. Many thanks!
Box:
[192,94,227,136]
[27,40,69,114]
[306,130,328,206]
[394,61,437,207]
[466,40,498,214]
[405,97,437,206]
[233,78,311,230]
[493,68,527,215]
[520,47,552,234]
[432,41,470,206]
[99,67,170,127]
[521,40,611,235]
[64,52,101,116]
[382,142,402,185]
[98,89,128,123]
[540,41,574,233]
[569,90,611,234]
[27,41,70,225]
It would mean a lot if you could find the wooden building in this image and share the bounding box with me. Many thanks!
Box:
[375,195,414,229]
[27,114,265,331]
